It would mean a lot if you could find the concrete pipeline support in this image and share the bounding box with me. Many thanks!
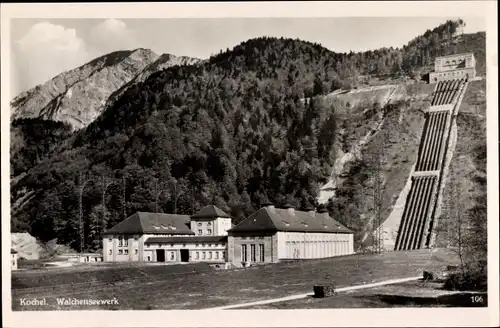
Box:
[393,78,468,251]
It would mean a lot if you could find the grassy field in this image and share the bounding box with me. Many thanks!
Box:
[240,279,488,309]
[12,248,459,311]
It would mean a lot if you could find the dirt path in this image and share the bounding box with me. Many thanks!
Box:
[205,276,421,310]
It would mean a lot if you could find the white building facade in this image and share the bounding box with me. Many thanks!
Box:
[429,53,476,83]
[227,204,354,267]
[102,206,232,263]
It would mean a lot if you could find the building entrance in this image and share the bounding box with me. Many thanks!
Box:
[156,249,165,262]
[180,249,190,262]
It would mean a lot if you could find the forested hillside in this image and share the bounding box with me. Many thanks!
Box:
[10,19,486,252]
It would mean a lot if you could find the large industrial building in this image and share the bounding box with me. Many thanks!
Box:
[429,53,476,83]
[103,204,354,266]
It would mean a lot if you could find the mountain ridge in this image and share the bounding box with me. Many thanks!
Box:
[10,48,201,130]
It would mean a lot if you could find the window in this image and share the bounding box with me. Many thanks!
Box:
[147,256,151,261]
[124,238,129,246]
[259,244,265,262]
[108,237,112,242]
[202,252,206,260]
[124,249,129,255]
[118,236,123,247]
[201,244,205,247]
[207,229,212,235]
[118,249,123,255]
[215,252,219,259]
[135,249,138,255]
[250,244,256,262]
[197,222,202,226]
[170,252,175,260]
[208,252,212,259]
[109,249,112,255]
[195,252,199,260]
[222,251,226,259]
[198,229,203,235]
[242,245,248,262]
[207,222,212,226]
[134,236,138,241]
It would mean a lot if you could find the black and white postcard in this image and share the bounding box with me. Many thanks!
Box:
[1,1,498,327]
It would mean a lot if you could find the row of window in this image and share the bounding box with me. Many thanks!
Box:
[197,222,212,226]
[285,235,350,241]
[240,236,265,240]
[241,244,265,262]
[198,229,212,235]
[147,243,226,248]
[108,235,138,246]
[109,249,139,255]
[194,251,225,260]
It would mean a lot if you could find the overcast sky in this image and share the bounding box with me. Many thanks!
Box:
[10,17,485,96]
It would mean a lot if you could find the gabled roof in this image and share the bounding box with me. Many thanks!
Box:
[191,205,232,219]
[103,212,194,235]
[145,236,228,244]
[228,207,353,234]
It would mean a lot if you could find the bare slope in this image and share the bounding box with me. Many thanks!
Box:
[10,49,159,130]
[436,80,486,246]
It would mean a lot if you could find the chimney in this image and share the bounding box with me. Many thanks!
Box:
[283,204,295,216]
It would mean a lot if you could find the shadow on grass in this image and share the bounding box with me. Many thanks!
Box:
[367,292,487,307]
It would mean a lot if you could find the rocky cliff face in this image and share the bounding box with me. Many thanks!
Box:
[11,50,201,131]
[10,48,160,130]
[102,53,201,110]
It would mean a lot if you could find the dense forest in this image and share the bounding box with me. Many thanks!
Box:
[11,19,486,252]
[10,118,73,177]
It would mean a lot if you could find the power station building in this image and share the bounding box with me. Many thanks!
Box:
[429,53,476,83]
[102,205,231,263]
[227,204,354,266]
[102,204,354,266]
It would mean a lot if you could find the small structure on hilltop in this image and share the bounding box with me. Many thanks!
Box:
[11,249,18,270]
[227,204,354,267]
[429,53,476,84]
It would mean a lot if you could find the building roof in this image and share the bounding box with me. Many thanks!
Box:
[228,206,353,234]
[436,52,474,59]
[191,205,232,219]
[144,236,228,244]
[103,212,194,235]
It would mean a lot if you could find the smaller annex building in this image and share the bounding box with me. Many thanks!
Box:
[227,204,354,267]
[102,205,232,263]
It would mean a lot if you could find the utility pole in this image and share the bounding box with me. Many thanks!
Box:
[122,176,127,220]
[170,180,183,214]
[154,179,165,213]
[79,173,92,254]
[101,176,114,245]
